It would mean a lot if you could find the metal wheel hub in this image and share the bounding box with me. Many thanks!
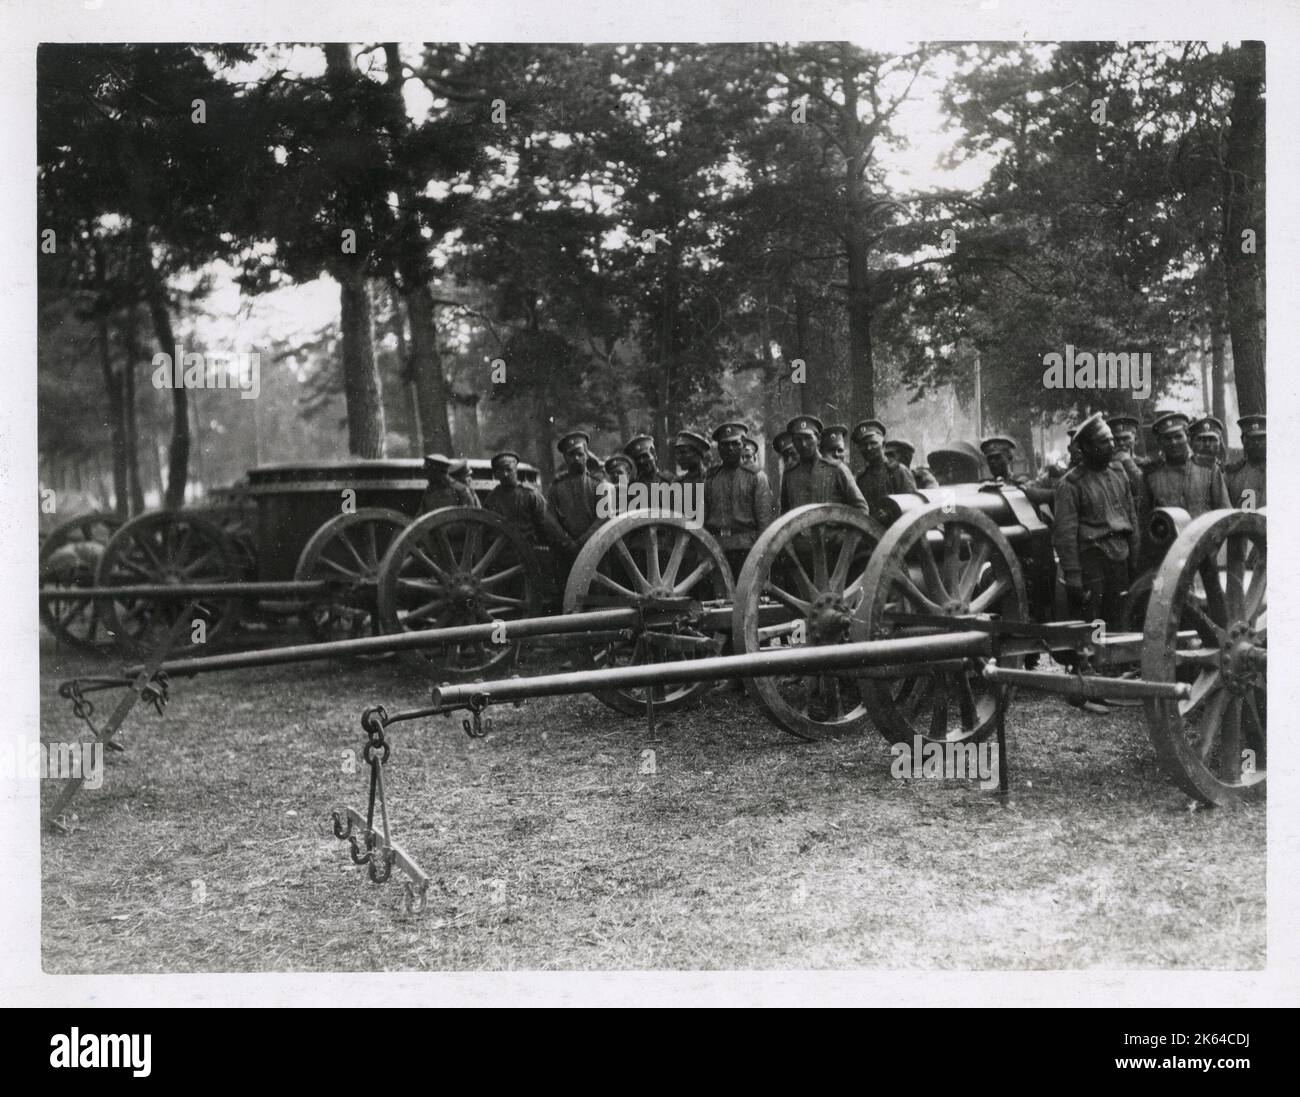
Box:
[1222,623,1262,692]
[808,592,852,642]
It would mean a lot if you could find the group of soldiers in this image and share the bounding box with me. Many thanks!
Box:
[415,415,951,579]
[1028,410,1265,631]
[415,406,1266,635]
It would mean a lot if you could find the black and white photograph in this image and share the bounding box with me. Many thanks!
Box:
[3,0,1295,1014]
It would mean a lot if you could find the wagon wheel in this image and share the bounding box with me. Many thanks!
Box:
[858,503,1027,746]
[294,508,410,646]
[96,511,245,655]
[38,511,125,652]
[732,505,884,740]
[377,507,544,676]
[1142,509,1265,806]
[565,510,733,716]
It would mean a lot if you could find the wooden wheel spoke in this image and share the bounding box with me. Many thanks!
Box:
[1243,691,1266,749]
[1242,560,1266,622]
[134,534,168,576]
[763,580,811,616]
[469,535,505,577]
[663,531,689,586]
[956,539,991,602]
[1180,669,1223,722]
[673,557,715,595]
[614,539,651,592]
[180,547,222,577]
[916,535,949,601]
[929,674,950,739]
[955,672,979,730]
[1183,599,1227,647]
[884,565,943,615]
[782,546,818,600]
[969,576,1011,614]
[435,528,458,570]
[1218,695,1244,781]
[405,597,448,622]
[593,570,638,600]
[811,528,829,590]
[318,556,358,579]
[481,592,525,608]
[647,526,662,585]
[1194,688,1230,762]
[480,563,524,588]
[942,524,963,592]
[338,531,370,573]
[460,524,482,570]
[830,531,863,593]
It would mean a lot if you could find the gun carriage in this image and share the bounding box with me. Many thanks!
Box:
[45,480,1265,911]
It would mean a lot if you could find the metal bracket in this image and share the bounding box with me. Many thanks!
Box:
[462,692,493,739]
[331,806,431,913]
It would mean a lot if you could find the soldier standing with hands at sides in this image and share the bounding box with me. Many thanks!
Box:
[547,431,604,549]
[704,423,774,581]
[1190,416,1227,469]
[484,451,576,553]
[624,434,675,487]
[1052,412,1141,632]
[419,453,478,513]
[672,430,711,485]
[1227,415,1266,509]
[853,419,915,523]
[780,415,870,513]
[886,438,938,489]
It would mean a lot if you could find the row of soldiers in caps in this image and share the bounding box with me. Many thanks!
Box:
[998,410,1264,631]
[414,415,947,573]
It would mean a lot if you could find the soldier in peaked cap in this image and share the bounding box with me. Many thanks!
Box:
[673,429,711,485]
[1052,412,1141,633]
[780,415,869,513]
[420,452,478,513]
[1143,410,1229,520]
[624,434,675,487]
[485,451,575,552]
[885,438,938,490]
[705,422,774,578]
[1190,416,1227,468]
[979,436,1056,509]
[548,430,605,548]
[852,418,914,523]
[1227,414,1266,509]
[769,430,798,513]
[586,453,607,480]
[740,435,760,469]
[604,452,636,485]
[820,424,851,465]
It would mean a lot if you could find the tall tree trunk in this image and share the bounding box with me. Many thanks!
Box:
[92,240,129,517]
[336,270,387,457]
[326,43,387,458]
[134,226,190,509]
[121,303,146,513]
[382,43,455,454]
[1209,323,1228,428]
[794,290,812,415]
[844,226,875,418]
[1221,41,1266,415]
[655,249,681,451]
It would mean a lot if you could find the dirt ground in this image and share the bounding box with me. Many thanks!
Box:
[39,635,1265,972]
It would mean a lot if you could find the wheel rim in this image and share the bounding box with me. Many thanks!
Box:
[1143,509,1265,806]
[95,511,244,655]
[377,507,544,675]
[732,505,885,740]
[39,512,124,652]
[858,503,1026,745]
[565,510,733,716]
[294,508,410,647]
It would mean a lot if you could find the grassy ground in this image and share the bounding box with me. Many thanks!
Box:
[40,635,1265,972]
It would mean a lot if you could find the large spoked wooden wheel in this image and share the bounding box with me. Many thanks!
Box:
[377,507,545,676]
[294,508,410,646]
[96,511,245,655]
[1143,509,1265,806]
[564,510,733,716]
[732,505,885,740]
[39,511,125,652]
[858,504,1027,746]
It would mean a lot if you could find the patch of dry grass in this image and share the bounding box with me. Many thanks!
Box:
[40,638,1265,972]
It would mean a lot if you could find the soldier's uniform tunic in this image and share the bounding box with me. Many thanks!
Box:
[419,479,479,514]
[1226,460,1265,510]
[781,454,870,513]
[1053,460,1140,629]
[547,469,604,545]
[704,464,774,576]
[1143,460,1230,518]
[484,482,571,548]
[856,460,917,524]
